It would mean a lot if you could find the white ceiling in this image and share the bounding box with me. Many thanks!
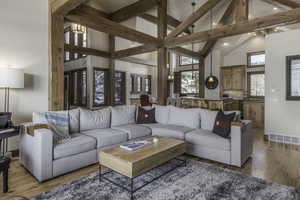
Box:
[85,0,300,58]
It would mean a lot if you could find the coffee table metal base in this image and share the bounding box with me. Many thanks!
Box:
[99,157,186,200]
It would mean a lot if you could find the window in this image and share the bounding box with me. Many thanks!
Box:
[145,76,152,94]
[286,55,300,100]
[181,70,199,94]
[64,26,87,62]
[180,56,199,66]
[114,71,126,105]
[94,68,108,106]
[64,68,87,109]
[247,52,265,67]
[131,74,152,94]
[248,72,265,97]
[247,51,265,98]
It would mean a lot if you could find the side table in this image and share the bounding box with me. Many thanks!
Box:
[0,156,11,193]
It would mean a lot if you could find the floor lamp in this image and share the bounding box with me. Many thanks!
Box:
[0,67,24,156]
[0,67,24,112]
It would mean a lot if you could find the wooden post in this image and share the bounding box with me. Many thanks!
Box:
[199,56,205,98]
[49,14,65,111]
[236,0,249,22]
[157,0,168,105]
[109,35,115,106]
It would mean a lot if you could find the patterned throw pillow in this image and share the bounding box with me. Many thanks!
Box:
[136,107,156,124]
[212,111,236,138]
[45,112,70,144]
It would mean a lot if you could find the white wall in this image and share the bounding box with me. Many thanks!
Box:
[0,0,49,150]
[265,29,300,137]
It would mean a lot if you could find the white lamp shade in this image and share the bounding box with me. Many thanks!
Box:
[0,67,24,89]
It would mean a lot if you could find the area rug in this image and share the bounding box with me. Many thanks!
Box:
[30,160,297,200]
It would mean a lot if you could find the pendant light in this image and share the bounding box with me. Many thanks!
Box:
[71,23,86,34]
[205,8,219,90]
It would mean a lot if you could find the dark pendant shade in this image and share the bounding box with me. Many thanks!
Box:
[205,75,219,89]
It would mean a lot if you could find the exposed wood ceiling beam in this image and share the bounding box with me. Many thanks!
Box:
[139,13,191,34]
[167,0,221,38]
[110,0,159,22]
[200,0,235,57]
[64,44,111,58]
[113,45,157,59]
[118,57,156,67]
[235,0,249,22]
[165,7,300,47]
[51,0,87,15]
[169,47,199,58]
[66,6,162,47]
[272,0,300,8]
[72,5,110,18]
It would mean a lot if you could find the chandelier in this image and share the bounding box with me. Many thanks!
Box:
[71,23,86,34]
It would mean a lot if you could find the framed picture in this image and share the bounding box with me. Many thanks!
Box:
[286,55,300,100]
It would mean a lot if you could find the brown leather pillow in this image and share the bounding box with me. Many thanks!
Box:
[136,107,156,124]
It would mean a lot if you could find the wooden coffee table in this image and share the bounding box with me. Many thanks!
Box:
[99,136,186,200]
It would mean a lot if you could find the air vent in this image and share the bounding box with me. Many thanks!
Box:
[269,134,300,145]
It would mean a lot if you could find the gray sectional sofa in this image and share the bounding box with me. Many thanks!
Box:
[19,105,252,182]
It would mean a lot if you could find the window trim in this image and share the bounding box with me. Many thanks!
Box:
[64,68,88,108]
[180,69,200,95]
[286,55,300,101]
[114,71,126,105]
[93,67,109,107]
[247,71,265,99]
[247,51,265,68]
[64,26,88,63]
[179,56,200,66]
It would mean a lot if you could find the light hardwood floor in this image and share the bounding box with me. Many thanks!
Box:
[1,128,300,199]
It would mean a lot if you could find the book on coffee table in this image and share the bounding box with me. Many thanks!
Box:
[120,140,152,151]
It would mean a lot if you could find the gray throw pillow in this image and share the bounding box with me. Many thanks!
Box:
[45,112,71,144]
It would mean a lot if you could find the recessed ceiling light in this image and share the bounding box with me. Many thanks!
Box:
[223,42,229,46]
[273,7,278,10]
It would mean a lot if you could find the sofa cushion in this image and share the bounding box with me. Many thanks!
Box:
[80,108,111,131]
[185,129,231,151]
[153,105,170,124]
[82,128,128,148]
[112,124,152,139]
[168,106,200,129]
[111,105,136,126]
[53,133,96,160]
[142,123,193,140]
[199,109,218,131]
[33,108,80,134]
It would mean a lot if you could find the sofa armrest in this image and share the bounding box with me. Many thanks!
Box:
[20,124,54,182]
[230,120,253,167]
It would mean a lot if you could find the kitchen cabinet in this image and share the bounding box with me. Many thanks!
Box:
[243,101,264,128]
[221,65,245,91]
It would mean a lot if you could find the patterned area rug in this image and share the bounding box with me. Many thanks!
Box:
[31,160,297,200]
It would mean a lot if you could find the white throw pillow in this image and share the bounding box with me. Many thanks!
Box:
[199,109,218,131]
[32,108,80,134]
[80,108,111,131]
[168,106,200,129]
[111,105,136,127]
[153,105,170,124]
